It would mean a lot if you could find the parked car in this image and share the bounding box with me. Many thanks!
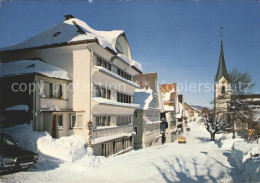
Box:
[178,136,186,143]
[0,133,38,173]
[186,127,190,132]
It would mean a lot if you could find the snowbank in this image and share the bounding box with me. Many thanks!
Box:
[1,124,92,162]
[231,141,260,182]
[217,133,244,150]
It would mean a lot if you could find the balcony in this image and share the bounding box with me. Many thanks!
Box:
[144,129,161,143]
[92,125,134,139]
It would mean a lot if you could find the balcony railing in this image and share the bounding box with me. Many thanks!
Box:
[92,125,134,139]
[144,129,161,143]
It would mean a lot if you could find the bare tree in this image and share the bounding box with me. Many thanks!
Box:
[204,115,225,141]
[229,68,255,95]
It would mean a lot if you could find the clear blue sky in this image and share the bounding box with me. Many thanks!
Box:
[1,1,260,107]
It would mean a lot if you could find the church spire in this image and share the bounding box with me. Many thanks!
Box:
[215,27,231,83]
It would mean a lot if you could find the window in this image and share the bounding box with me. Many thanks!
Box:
[117,92,131,103]
[57,115,63,129]
[107,89,111,99]
[221,85,225,94]
[71,115,76,128]
[44,83,53,98]
[93,85,101,97]
[116,115,131,126]
[53,84,63,99]
[134,126,137,135]
[96,116,111,127]
[115,41,123,54]
[101,88,106,98]
[116,68,132,81]
[134,111,138,118]
[96,57,111,71]
[71,114,83,128]
[97,57,102,66]
[93,85,111,99]
[44,83,63,99]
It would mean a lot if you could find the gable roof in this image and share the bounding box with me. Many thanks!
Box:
[0,16,124,54]
[184,102,201,112]
[160,83,177,93]
[134,72,157,91]
[0,60,71,80]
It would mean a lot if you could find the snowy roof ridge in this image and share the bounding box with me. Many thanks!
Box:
[134,88,154,110]
[0,17,124,53]
[185,102,201,112]
[0,60,71,80]
[131,59,143,73]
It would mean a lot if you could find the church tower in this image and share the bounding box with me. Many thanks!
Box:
[214,28,231,120]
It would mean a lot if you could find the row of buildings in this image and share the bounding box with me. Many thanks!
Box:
[0,15,200,156]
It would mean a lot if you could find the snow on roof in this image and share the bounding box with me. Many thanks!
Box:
[185,102,201,112]
[5,105,29,112]
[93,97,139,108]
[163,105,174,112]
[134,89,154,110]
[115,54,131,65]
[131,59,143,72]
[1,18,123,54]
[93,66,139,87]
[0,60,71,80]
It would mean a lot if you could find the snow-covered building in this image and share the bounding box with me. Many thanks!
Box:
[0,14,143,156]
[0,60,72,131]
[160,83,181,142]
[184,102,201,122]
[133,73,164,148]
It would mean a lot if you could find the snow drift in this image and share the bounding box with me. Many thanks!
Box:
[217,133,244,150]
[1,124,92,163]
[231,141,260,182]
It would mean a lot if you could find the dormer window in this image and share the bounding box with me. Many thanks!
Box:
[52,32,61,38]
[115,42,123,54]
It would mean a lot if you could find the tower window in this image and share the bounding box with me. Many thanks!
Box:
[221,85,225,94]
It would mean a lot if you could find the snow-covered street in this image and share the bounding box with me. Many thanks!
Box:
[0,122,245,183]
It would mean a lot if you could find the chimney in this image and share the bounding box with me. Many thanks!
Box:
[64,14,75,20]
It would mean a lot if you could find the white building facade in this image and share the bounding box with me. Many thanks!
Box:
[0,15,143,156]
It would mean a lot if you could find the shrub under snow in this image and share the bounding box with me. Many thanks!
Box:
[231,141,260,182]
[1,124,92,163]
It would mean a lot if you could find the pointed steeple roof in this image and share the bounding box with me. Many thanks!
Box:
[215,27,231,83]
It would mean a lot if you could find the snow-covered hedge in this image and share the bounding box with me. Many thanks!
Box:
[231,141,260,182]
[1,124,92,162]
